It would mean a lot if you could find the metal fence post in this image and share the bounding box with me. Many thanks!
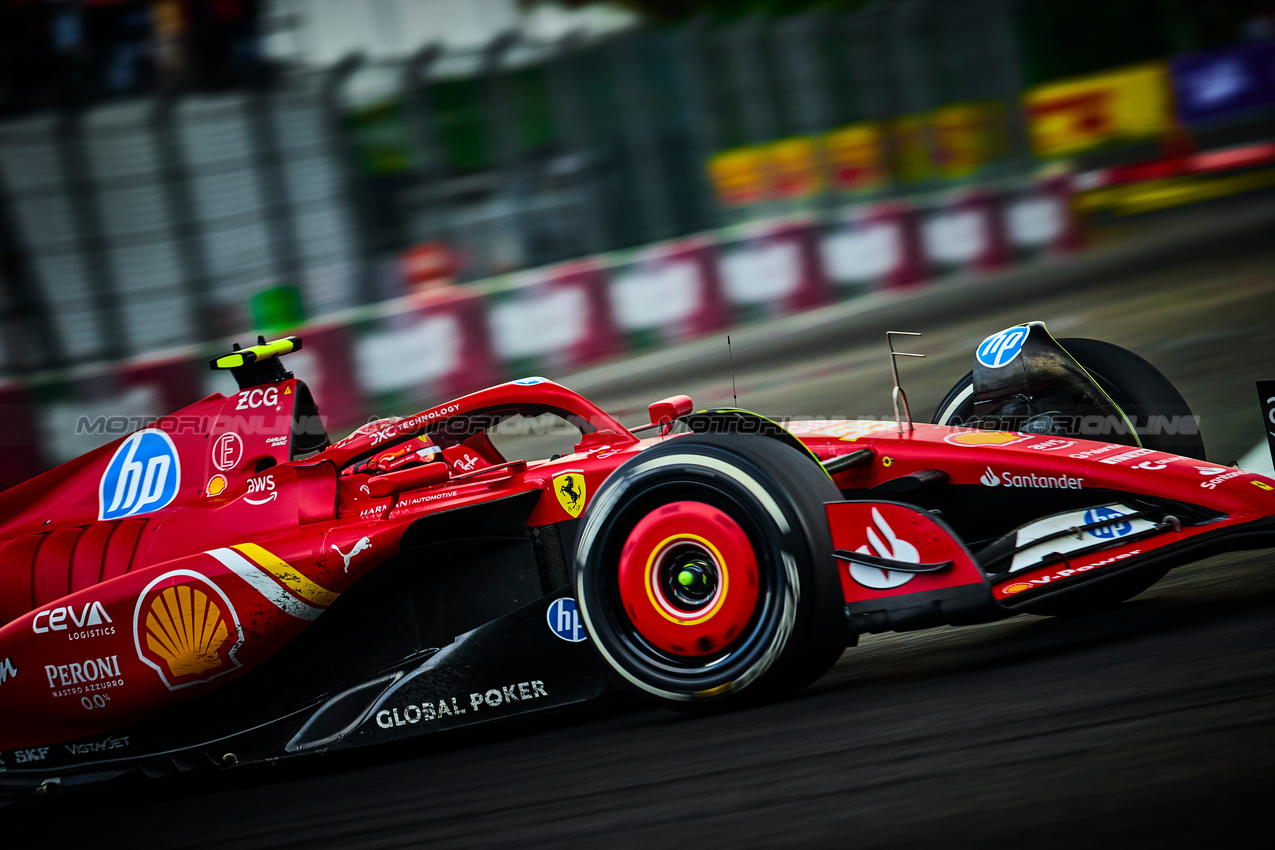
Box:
[547,32,607,257]
[320,53,379,306]
[56,109,127,361]
[0,166,63,372]
[243,84,308,315]
[847,4,898,124]
[609,29,674,245]
[777,11,838,209]
[151,91,219,342]
[729,16,777,146]
[401,44,448,245]
[483,31,529,272]
[672,18,721,231]
[986,0,1035,165]
[887,0,943,189]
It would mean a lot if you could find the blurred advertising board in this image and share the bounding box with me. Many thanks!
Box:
[708,139,822,207]
[768,138,823,199]
[891,115,937,182]
[709,147,771,207]
[932,102,1010,180]
[1025,62,1173,158]
[1171,42,1275,127]
[709,105,1011,205]
[823,123,889,192]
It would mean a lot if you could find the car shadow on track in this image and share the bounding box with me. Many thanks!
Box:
[8,551,1271,824]
[809,550,1275,696]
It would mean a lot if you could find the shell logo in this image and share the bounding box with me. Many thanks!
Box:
[206,474,228,497]
[134,570,243,690]
[944,431,1031,448]
[1003,582,1033,595]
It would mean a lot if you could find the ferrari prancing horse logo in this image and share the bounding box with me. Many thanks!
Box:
[554,471,587,518]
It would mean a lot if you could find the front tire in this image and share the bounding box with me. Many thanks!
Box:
[933,337,1198,616]
[932,337,1206,460]
[574,434,847,712]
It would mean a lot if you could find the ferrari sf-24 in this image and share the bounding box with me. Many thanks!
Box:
[0,322,1272,797]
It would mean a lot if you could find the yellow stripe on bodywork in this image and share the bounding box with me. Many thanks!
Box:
[232,543,339,608]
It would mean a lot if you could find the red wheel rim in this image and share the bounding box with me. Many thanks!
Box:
[617,501,760,657]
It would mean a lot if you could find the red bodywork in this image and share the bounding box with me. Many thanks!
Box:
[1,375,1273,751]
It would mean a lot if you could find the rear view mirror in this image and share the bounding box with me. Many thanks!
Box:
[648,395,693,428]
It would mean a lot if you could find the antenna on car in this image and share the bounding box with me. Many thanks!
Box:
[887,331,924,433]
[727,335,738,407]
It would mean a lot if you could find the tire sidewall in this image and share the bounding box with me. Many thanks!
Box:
[574,435,837,705]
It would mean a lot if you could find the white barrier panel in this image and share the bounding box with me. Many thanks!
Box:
[922,207,987,265]
[821,219,902,284]
[356,315,460,395]
[488,286,589,361]
[719,240,802,304]
[1006,193,1065,248]
[609,260,701,331]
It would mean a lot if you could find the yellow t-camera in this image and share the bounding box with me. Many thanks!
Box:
[210,336,304,389]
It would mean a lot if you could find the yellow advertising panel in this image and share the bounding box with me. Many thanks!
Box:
[766,137,823,199]
[932,102,1008,179]
[891,115,936,183]
[1025,62,1172,158]
[823,123,888,191]
[708,146,770,207]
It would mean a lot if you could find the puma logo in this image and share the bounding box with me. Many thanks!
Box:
[333,537,372,572]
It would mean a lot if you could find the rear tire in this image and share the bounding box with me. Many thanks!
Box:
[933,337,1199,617]
[573,434,847,712]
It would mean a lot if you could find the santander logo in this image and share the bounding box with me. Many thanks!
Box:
[849,508,919,590]
[979,467,1084,490]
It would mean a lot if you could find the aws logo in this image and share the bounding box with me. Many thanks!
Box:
[244,473,277,505]
[99,429,181,520]
[133,570,243,690]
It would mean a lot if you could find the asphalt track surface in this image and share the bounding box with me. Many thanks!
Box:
[9,197,1275,848]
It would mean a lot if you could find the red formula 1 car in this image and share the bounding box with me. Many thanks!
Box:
[1,325,1273,797]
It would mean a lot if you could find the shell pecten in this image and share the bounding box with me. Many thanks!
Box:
[144,584,229,677]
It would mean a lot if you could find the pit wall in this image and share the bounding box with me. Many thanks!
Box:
[0,176,1078,489]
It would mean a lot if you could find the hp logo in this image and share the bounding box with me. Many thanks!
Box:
[546,598,587,642]
[99,429,181,520]
[1084,506,1133,539]
[976,326,1029,369]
